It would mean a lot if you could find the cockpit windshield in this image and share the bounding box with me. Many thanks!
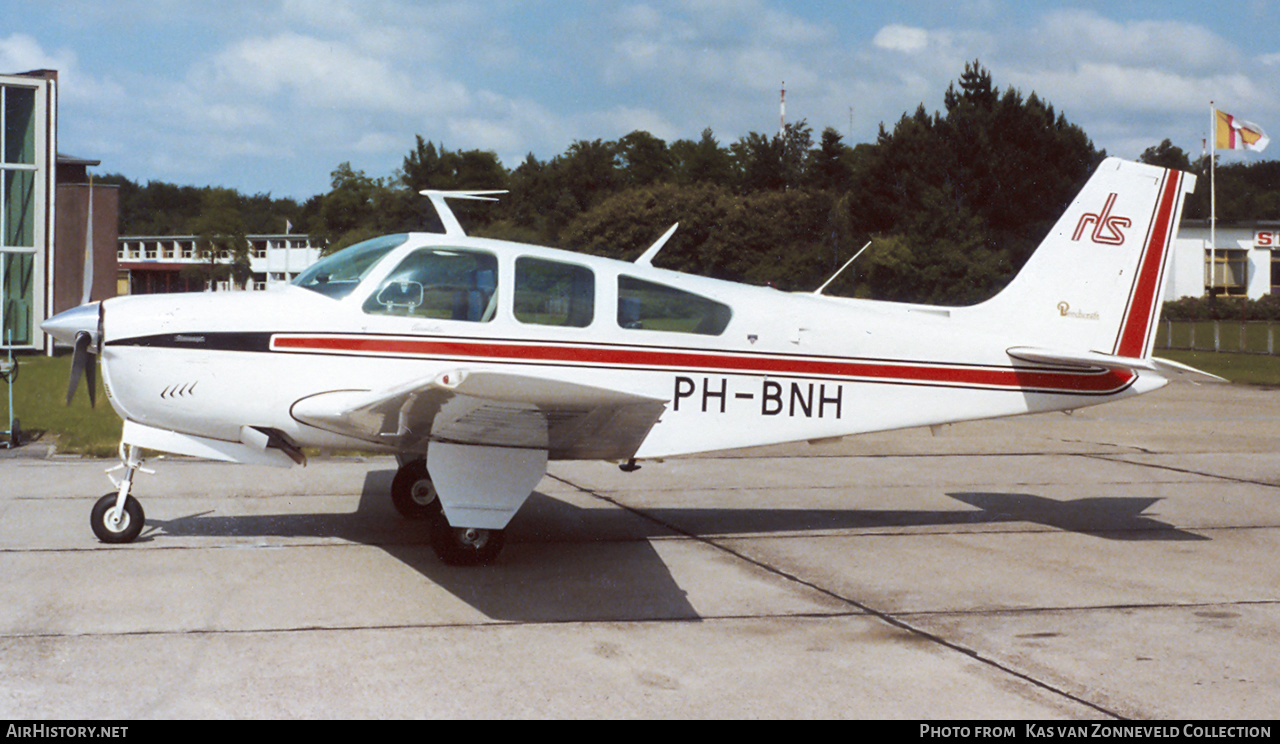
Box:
[292,234,409,299]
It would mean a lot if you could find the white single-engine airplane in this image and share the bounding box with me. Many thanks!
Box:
[44,157,1196,565]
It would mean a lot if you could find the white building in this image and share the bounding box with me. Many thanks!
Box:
[117,234,322,294]
[1167,221,1280,301]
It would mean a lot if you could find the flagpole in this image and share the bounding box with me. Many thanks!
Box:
[1210,103,1216,297]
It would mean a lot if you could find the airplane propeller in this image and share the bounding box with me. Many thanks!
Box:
[40,301,103,407]
[67,330,97,407]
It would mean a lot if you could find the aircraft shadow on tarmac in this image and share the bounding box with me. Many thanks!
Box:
[146,469,1205,623]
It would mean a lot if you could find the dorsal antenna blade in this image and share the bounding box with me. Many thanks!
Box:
[813,240,872,295]
[635,223,679,267]
[420,190,508,237]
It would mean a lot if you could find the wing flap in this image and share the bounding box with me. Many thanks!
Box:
[290,369,667,460]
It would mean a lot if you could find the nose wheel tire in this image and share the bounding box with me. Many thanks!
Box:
[90,493,145,544]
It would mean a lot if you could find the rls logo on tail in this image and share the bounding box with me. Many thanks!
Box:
[1072,193,1131,245]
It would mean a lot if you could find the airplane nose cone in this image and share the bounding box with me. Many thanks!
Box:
[41,302,101,347]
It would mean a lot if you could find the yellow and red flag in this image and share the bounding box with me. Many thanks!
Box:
[1215,109,1270,152]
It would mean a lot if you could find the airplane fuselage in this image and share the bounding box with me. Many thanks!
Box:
[96,234,1156,462]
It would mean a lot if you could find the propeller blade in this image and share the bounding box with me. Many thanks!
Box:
[86,352,97,408]
[66,331,91,406]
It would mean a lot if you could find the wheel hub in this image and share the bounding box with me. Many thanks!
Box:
[459,528,489,548]
[106,507,128,532]
[410,479,436,506]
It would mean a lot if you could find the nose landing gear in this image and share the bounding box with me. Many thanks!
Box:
[90,443,151,543]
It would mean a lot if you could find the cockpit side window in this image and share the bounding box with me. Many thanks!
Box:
[363,248,498,322]
[515,257,594,328]
[617,276,731,335]
[293,234,408,299]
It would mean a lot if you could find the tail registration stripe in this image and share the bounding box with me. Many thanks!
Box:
[1114,171,1182,358]
[270,335,1135,395]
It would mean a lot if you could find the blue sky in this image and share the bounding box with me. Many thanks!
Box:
[4,0,1277,200]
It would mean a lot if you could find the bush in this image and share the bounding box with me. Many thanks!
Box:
[1161,295,1280,321]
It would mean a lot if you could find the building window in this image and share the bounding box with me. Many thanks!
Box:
[1206,249,1248,296]
[1,83,38,346]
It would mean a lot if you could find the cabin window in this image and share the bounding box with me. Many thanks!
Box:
[294,233,408,299]
[617,276,731,335]
[364,247,498,322]
[514,257,594,327]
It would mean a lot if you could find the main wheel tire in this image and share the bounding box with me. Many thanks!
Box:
[428,512,505,566]
[90,493,145,544]
[391,459,441,520]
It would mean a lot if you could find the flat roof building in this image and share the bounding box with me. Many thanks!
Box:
[1169,221,1280,301]
[117,234,321,294]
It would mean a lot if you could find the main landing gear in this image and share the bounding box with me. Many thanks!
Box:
[90,443,151,543]
[391,458,506,566]
[85,443,510,566]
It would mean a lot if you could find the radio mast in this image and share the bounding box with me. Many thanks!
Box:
[780,81,786,135]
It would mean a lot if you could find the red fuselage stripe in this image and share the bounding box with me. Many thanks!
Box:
[269,335,1135,394]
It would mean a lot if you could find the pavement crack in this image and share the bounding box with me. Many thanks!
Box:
[1080,453,1280,489]
[547,472,1128,720]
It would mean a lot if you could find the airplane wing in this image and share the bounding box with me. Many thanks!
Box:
[289,369,669,460]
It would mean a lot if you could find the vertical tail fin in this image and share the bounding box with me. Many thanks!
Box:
[967,158,1195,360]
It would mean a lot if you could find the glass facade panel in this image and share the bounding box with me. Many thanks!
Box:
[1,252,33,346]
[1,81,43,347]
[3,170,35,247]
[3,86,35,165]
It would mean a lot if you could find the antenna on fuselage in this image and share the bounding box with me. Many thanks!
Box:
[634,223,679,267]
[813,240,872,295]
[420,190,508,237]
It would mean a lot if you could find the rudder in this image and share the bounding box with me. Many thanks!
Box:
[966,158,1196,360]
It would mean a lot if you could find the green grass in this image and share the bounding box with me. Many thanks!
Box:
[1156,349,1280,387]
[6,353,123,456]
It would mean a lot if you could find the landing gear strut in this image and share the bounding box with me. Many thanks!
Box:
[391,457,506,566]
[91,443,150,543]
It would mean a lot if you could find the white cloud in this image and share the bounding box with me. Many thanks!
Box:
[206,32,426,112]
[0,33,69,72]
[1023,11,1238,74]
[873,25,929,54]
[0,33,125,107]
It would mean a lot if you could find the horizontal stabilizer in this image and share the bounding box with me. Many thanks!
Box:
[1151,356,1227,382]
[1006,346,1157,372]
[1008,347,1227,382]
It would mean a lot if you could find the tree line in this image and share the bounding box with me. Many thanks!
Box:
[101,61,1280,304]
